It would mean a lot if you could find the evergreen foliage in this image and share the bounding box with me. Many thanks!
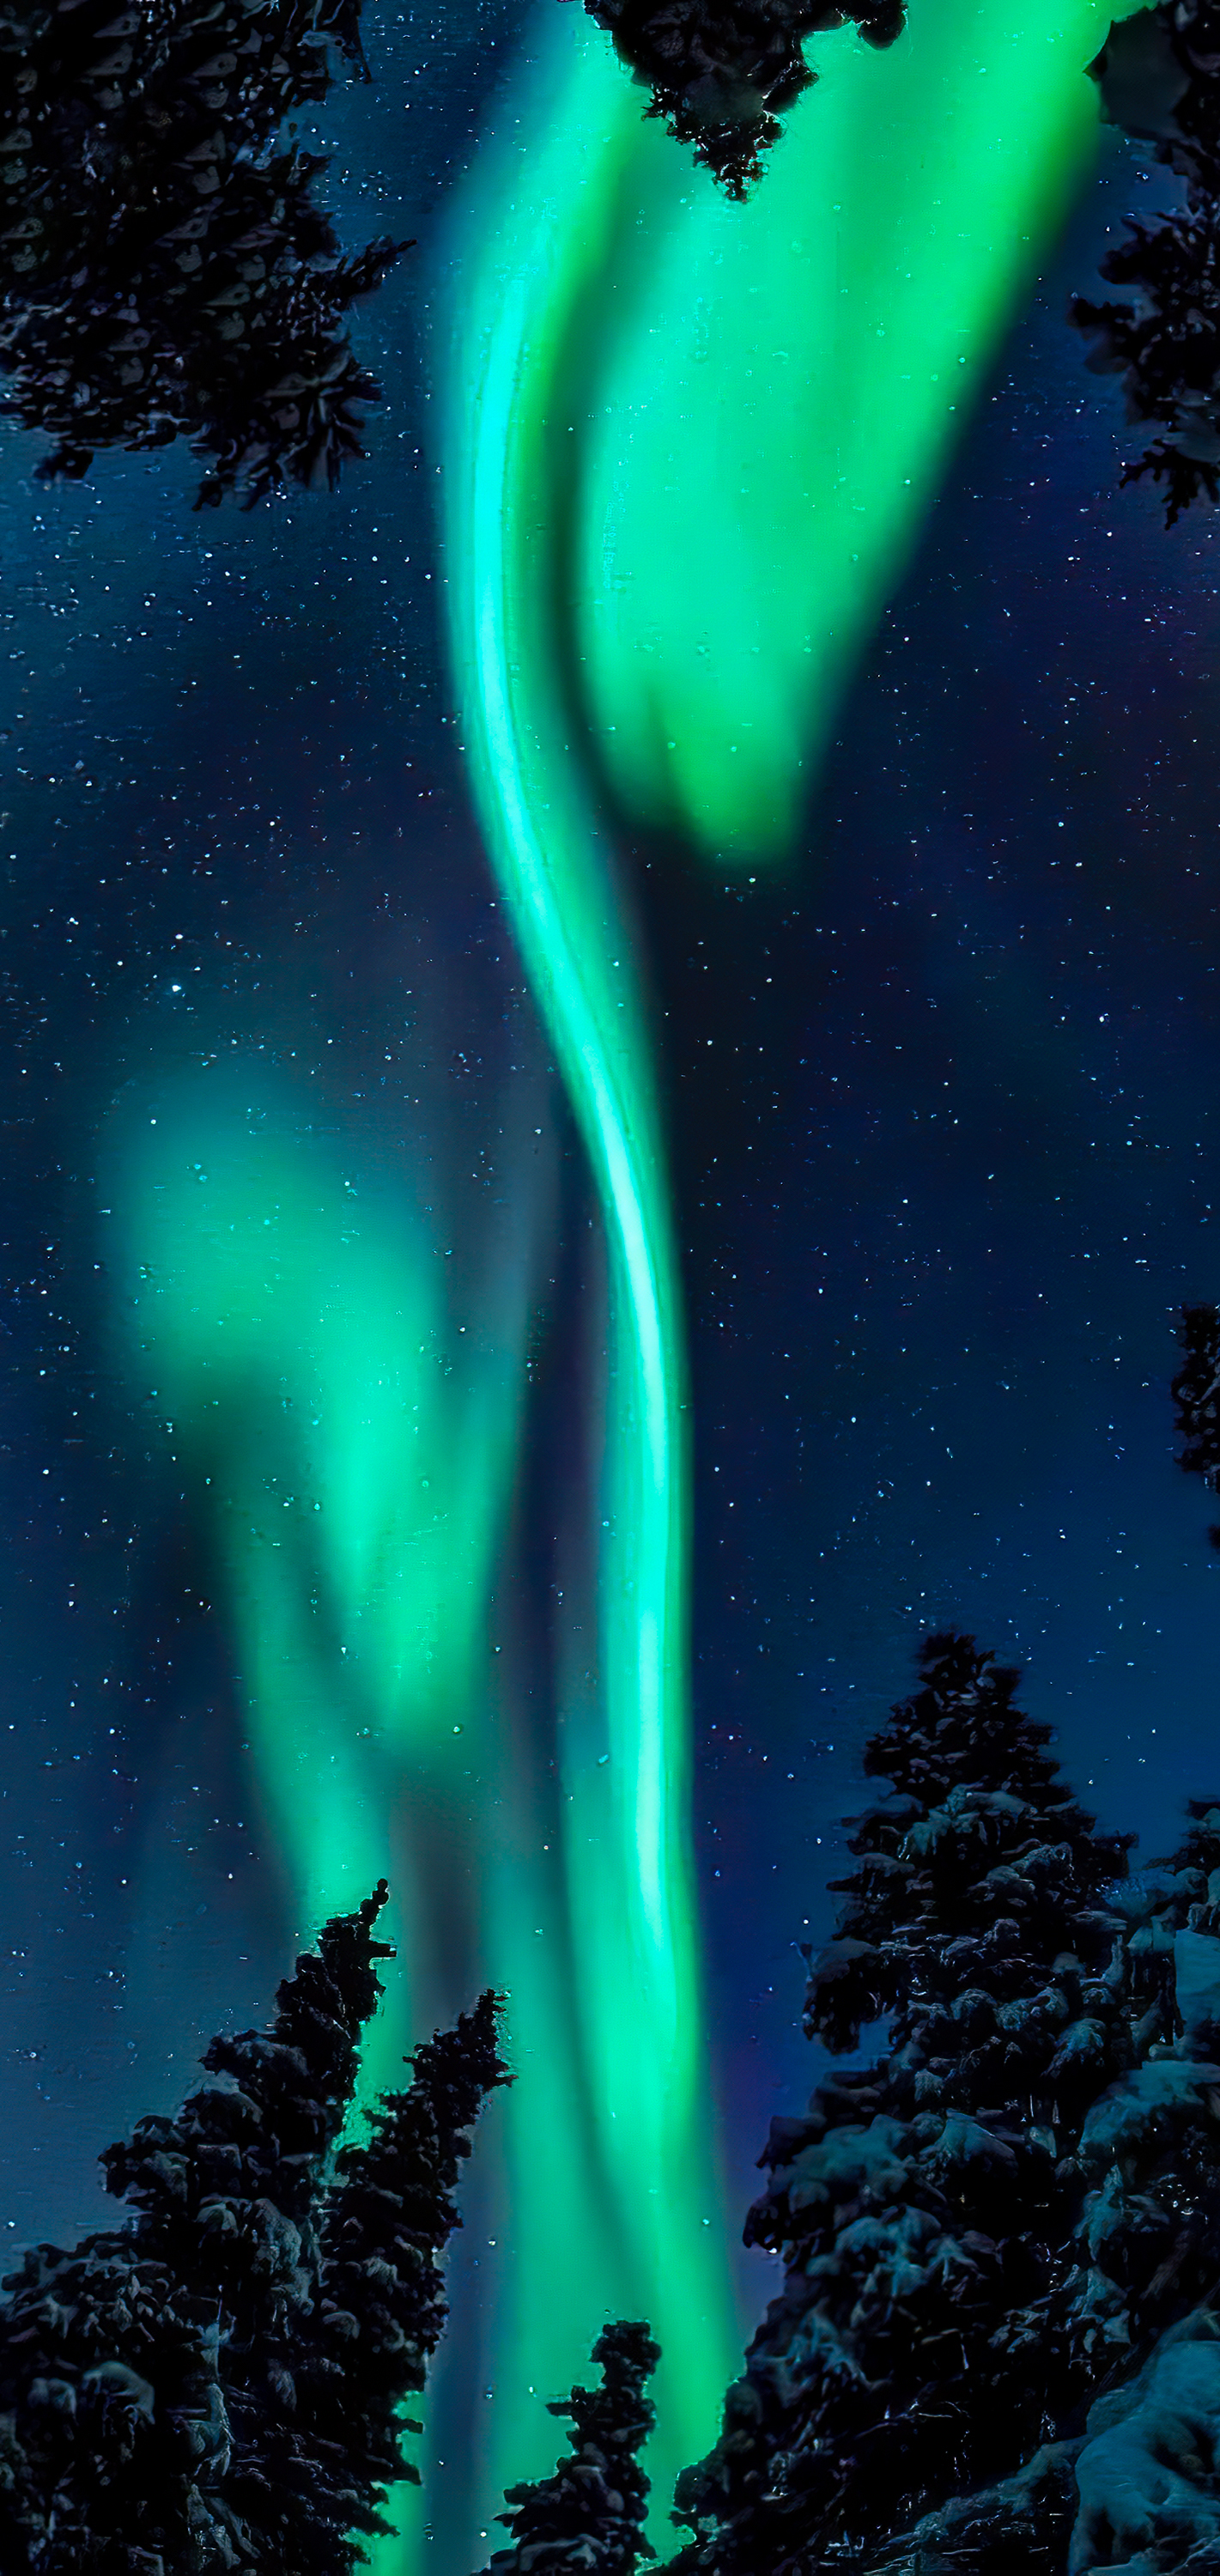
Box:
[0,0,407,504]
[575,0,905,197]
[1172,1299,1220,1514]
[671,1633,1137,2574]
[305,1989,512,2557]
[1071,3,1220,524]
[476,2318,660,2576]
[0,1880,509,2573]
[671,1636,1220,2576]
[1068,2305,1220,2576]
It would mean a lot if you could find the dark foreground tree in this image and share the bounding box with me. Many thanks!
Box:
[671,1623,1220,2576]
[1072,3,1220,524]
[1172,1298,1220,1530]
[0,0,407,504]
[306,1989,511,2557]
[671,1633,1137,2576]
[0,1880,509,2572]
[476,2318,660,2576]
[859,1799,1220,2576]
[575,0,905,197]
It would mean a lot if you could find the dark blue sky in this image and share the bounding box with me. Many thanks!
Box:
[1,0,1219,2366]
[672,151,1220,2207]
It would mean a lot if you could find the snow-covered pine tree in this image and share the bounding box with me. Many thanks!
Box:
[850,1797,1220,2576]
[671,1632,1135,2576]
[0,1884,507,2573]
[296,1989,511,2562]
[474,2319,660,2576]
[1064,1800,1220,2372]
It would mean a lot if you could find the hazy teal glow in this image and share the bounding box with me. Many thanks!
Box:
[445,21,738,2543]
[112,1076,539,1977]
[442,0,1150,2540]
[461,0,1139,869]
[102,4,1156,2562]
[110,1070,560,2570]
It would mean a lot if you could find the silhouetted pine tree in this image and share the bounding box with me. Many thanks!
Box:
[0,1881,508,2573]
[1173,1299,1220,1527]
[476,2318,660,2576]
[848,1803,1220,2576]
[0,0,407,503]
[1065,1801,1220,2364]
[671,1633,1137,2576]
[298,1990,512,2561]
[1072,3,1220,524]
[577,0,905,197]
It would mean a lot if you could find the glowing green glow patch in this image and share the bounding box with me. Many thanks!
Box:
[112,1084,529,1902]
[444,22,741,2540]
[458,0,1138,869]
[442,0,1146,2543]
[109,1066,731,2567]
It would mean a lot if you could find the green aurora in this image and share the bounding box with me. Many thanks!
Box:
[453,0,1140,865]
[443,0,1140,2546]
[106,0,1149,2565]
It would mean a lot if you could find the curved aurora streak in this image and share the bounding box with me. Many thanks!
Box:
[444,0,1140,2546]
[444,58,739,2545]
[100,1,1154,2565]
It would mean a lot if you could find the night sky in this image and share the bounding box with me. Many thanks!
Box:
[3,0,1220,2396]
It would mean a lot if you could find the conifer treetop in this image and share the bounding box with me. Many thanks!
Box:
[1072,5,1220,522]
[671,1638,1145,2576]
[577,0,906,197]
[804,1631,1132,2080]
[0,1883,508,2576]
[478,2318,660,2576]
[100,1874,395,2237]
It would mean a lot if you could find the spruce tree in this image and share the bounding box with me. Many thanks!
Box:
[1064,1800,1220,2366]
[298,1990,512,2561]
[0,0,406,504]
[671,1633,1136,2576]
[852,1799,1220,2576]
[0,1882,508,2572]
[1071,4,1220,524]
[576,0,905,198]
[475,2318,660,2576]
[1066,2305,1220,2576]
[1172,1300,1220,1509]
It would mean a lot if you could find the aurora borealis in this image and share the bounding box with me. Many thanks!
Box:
[456,0,1144,870]
[439,0,1144,2545]
[5,0,1220,2571]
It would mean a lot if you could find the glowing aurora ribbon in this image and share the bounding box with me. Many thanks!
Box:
[444,0,1142,2540]
[443,46,739,2551]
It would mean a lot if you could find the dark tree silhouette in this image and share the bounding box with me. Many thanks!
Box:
[0,0,408,504]
[1172,1302,1220,1544]
[575,0,905,196]
[1072,3,1220,524]
[303,1990,512,2561]
[1067,2306,1220,2576]
[671,1634,1137,2576]
[0,1880,509,2572]
[854,1800,1220,2576]
[476,2318,660,2576]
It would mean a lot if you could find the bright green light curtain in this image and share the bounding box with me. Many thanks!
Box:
[444,0,1131,2543]
[112,1068,564,2572]
[102,3,1144,2565]
[113,1075,544,2044]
